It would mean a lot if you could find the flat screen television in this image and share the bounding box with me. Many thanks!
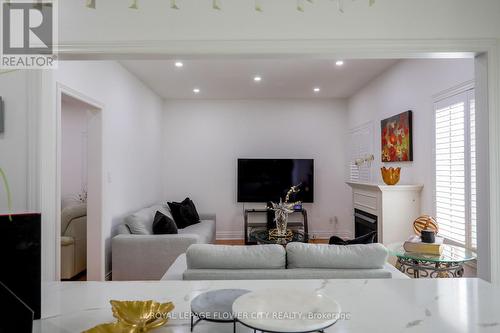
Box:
[237,159,314,203]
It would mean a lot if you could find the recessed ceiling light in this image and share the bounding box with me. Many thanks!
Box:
[193,88,200,94]
[335,60,344,66]
[254,76,262,82]
[313,87,321,93]
[175,61,184,68]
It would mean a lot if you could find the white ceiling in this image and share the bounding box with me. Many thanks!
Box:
[120,58,399,100]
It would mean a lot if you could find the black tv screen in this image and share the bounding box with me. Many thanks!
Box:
[237,159,314,203]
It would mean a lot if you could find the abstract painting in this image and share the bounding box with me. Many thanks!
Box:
[381,110,413,162]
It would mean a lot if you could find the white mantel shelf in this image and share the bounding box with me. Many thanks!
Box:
[346,181,424,192]
[36,279,500,333]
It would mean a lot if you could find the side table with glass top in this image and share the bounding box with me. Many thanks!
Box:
[250,229,308,245]
[387,243,477,278]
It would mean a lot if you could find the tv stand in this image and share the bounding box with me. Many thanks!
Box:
[244,209,308,245]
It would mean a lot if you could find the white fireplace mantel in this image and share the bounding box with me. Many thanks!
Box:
[346,182,424,244]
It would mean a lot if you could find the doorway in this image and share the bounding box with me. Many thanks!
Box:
[57,86,104,282]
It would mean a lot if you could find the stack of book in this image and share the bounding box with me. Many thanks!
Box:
[403,235,444,255]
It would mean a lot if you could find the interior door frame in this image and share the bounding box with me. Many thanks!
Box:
[55,83,105,281]
[37,39,499,287]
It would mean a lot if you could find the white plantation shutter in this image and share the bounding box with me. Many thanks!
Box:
[469,91,477,249]
[349,123,373,182]
[434,89,476,249]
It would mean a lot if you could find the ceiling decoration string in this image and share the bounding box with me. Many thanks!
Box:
[83,0,375,13]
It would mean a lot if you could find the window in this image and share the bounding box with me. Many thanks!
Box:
[434,88,476,249]
[349,123,373,183]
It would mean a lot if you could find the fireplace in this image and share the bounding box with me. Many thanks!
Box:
[347,182,423,244]
[354,209,378,242]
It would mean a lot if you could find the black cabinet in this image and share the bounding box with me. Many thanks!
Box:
[0,213,41,329]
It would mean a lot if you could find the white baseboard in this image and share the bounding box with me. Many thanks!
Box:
[216,231,244,240]
[216,229,354,240]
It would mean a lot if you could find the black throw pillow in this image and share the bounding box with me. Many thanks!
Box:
[152,211,178,235]
[167,201,184,228]
[329,231,377,245]
[167,198,200,229]
[180,198,200,226]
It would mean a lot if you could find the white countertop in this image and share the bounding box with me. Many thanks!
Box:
[37,278,500,333]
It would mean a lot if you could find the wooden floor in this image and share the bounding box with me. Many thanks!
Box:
[62,270,87,282]
[216,239,329,245]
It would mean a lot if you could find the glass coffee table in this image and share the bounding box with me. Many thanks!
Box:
[250,229,308,245]
[387,242,477,278]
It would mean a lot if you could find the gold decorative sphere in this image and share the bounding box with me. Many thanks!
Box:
[413,215,439,236]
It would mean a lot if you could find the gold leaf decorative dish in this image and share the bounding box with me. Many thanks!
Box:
[111,300,174,331]
[84,322,137,333]
[83,300,175,333]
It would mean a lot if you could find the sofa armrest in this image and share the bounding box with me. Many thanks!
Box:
[112,234,200,281]
[199,213,216,223]
[384,263,411,279]
[64,216,87,240]
[161,253,187,280]
[61,236,75,246]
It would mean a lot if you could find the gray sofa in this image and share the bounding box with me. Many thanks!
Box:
[112,203,216,281]
[162,243,409,280]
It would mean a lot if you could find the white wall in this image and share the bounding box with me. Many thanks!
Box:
[163,99,352,239]
[61,99,89,199]
[348,59,475,217]
[53,61,164,275]
[0,71,29,213]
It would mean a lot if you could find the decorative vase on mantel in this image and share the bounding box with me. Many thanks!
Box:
[381,167,401,185]
[271,184,301,237]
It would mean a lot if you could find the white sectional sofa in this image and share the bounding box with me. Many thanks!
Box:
[112,203,216,281]
[162,243,409,280]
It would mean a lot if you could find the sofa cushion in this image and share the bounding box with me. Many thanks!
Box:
[186,244,286,269]
[152,211,178,235]
[178,220,215,244]
[116,224,131,235]
[182,268,392,280]
[125,204,173,235]
[286,242,388,269]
